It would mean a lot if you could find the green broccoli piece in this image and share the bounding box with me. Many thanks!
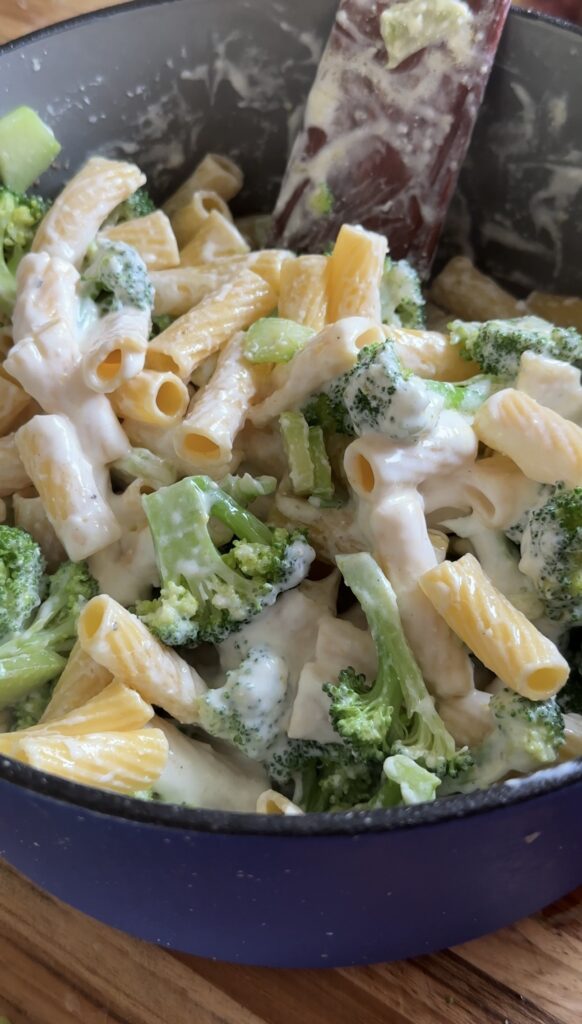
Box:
[137,475,314,646]
[9,679,54,731]
[264,734,375,812]
[0,186,50,315]
[365,754,441,808]
[109,187,155,224]
[218,473,277,506]
[519,488,582,625]
[449,315,582,377]
[112,446,179,490]
[0,525,45,636]
[324,552,471,778]
[81,238,154,313]
[308,183,335,216]
[0,560,98,710]
[197,645,289,759]
[304,340,499,439]
[380,257,426,329]
[150,313,175,338]
[443,688,565,793]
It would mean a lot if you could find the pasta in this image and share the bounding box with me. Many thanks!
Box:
[82,307,151,393]
[18,731,168,795]
[15,414,121,561]
[170,189,233,248]
[77,595,206,722]
[326,224,386,322]
[40,642,113,723]
[163,154,243,216]
[0,111,579,813]
[474,388,582,487]
[101,210,180,270]
[430,256,523,320]
[179,210,250,266]
[278,255,328,330]
[111,369,189,428]
[250,318,384,427]
[0,369,30,434]
[0,432,30,496]
[32,156,145,266]
[146,268,276,378]
[175,331,262,467]
[419,554,569,700]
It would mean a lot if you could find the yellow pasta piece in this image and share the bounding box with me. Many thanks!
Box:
[18,730,168,795]
[111,369,189,428]
[163,153,243,216]
[7,253,129,466]
[150,250,291,317]
[250,318,383,427]
[419,553,569,700]
[474,388,582,487]
[0,369,30,434]
[278,255,328,330]
[78,595,206,722]
[32,156,145,266]
[179,210,249,266]
[562,714,582,760]
[82,308,151,393]
[0,681,154,759]
[461,453,541,529]
[526,291,582,331]
[170,189,232,248]
[326,224,386,322]
[386,325,480,381]
[146,269,276,378]
[343,412,477,498]
[41,642,113,723]
[429,256,523,320]
[175,331,260,466]
[15,415,121,561]
[0,432,30,496]
[256,790,304,815]
[101,210,179,270]
[13,493,65,570]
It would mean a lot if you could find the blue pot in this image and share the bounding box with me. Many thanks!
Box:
[0,0,581,967]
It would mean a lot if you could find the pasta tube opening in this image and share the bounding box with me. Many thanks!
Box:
[97,348,122,383]
[156,379,186,418]
[80,594,108,641]
[181,433,222,459]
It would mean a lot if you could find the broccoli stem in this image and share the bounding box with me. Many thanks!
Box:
[0,106,60,192]
[112,447,178,490]
[193,476,273,546]
[336,553,406,722]
[244,318,314,364]
[279,412,315,497]
[308,427,334,501]
[0,641,65,709]
[425,375,503,414]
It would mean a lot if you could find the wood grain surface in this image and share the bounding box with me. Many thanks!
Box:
[0,2,581,1023]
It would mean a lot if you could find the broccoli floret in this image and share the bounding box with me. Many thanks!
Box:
[81,238,154,313]
[197,645,289,759]
[9,679,54,731]
[324,552,470,778]
[519,488,582,625]
[137,475,314,647]
[380,257,425,329]
[304,340,499,439]
[109,187,155,224]
[0,186,50,315]
[0,525,45,636]
[264,734,375,811]
[443,688,565,793]
[449,315,582,377]
[150,313,174,338]
[0,560,98,710]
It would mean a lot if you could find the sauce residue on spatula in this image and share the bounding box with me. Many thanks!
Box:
[271,0,512,277]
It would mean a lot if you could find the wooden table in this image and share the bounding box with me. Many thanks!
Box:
[0,3,581,1022]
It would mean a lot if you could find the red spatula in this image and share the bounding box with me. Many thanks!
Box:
[270,0,512,277]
